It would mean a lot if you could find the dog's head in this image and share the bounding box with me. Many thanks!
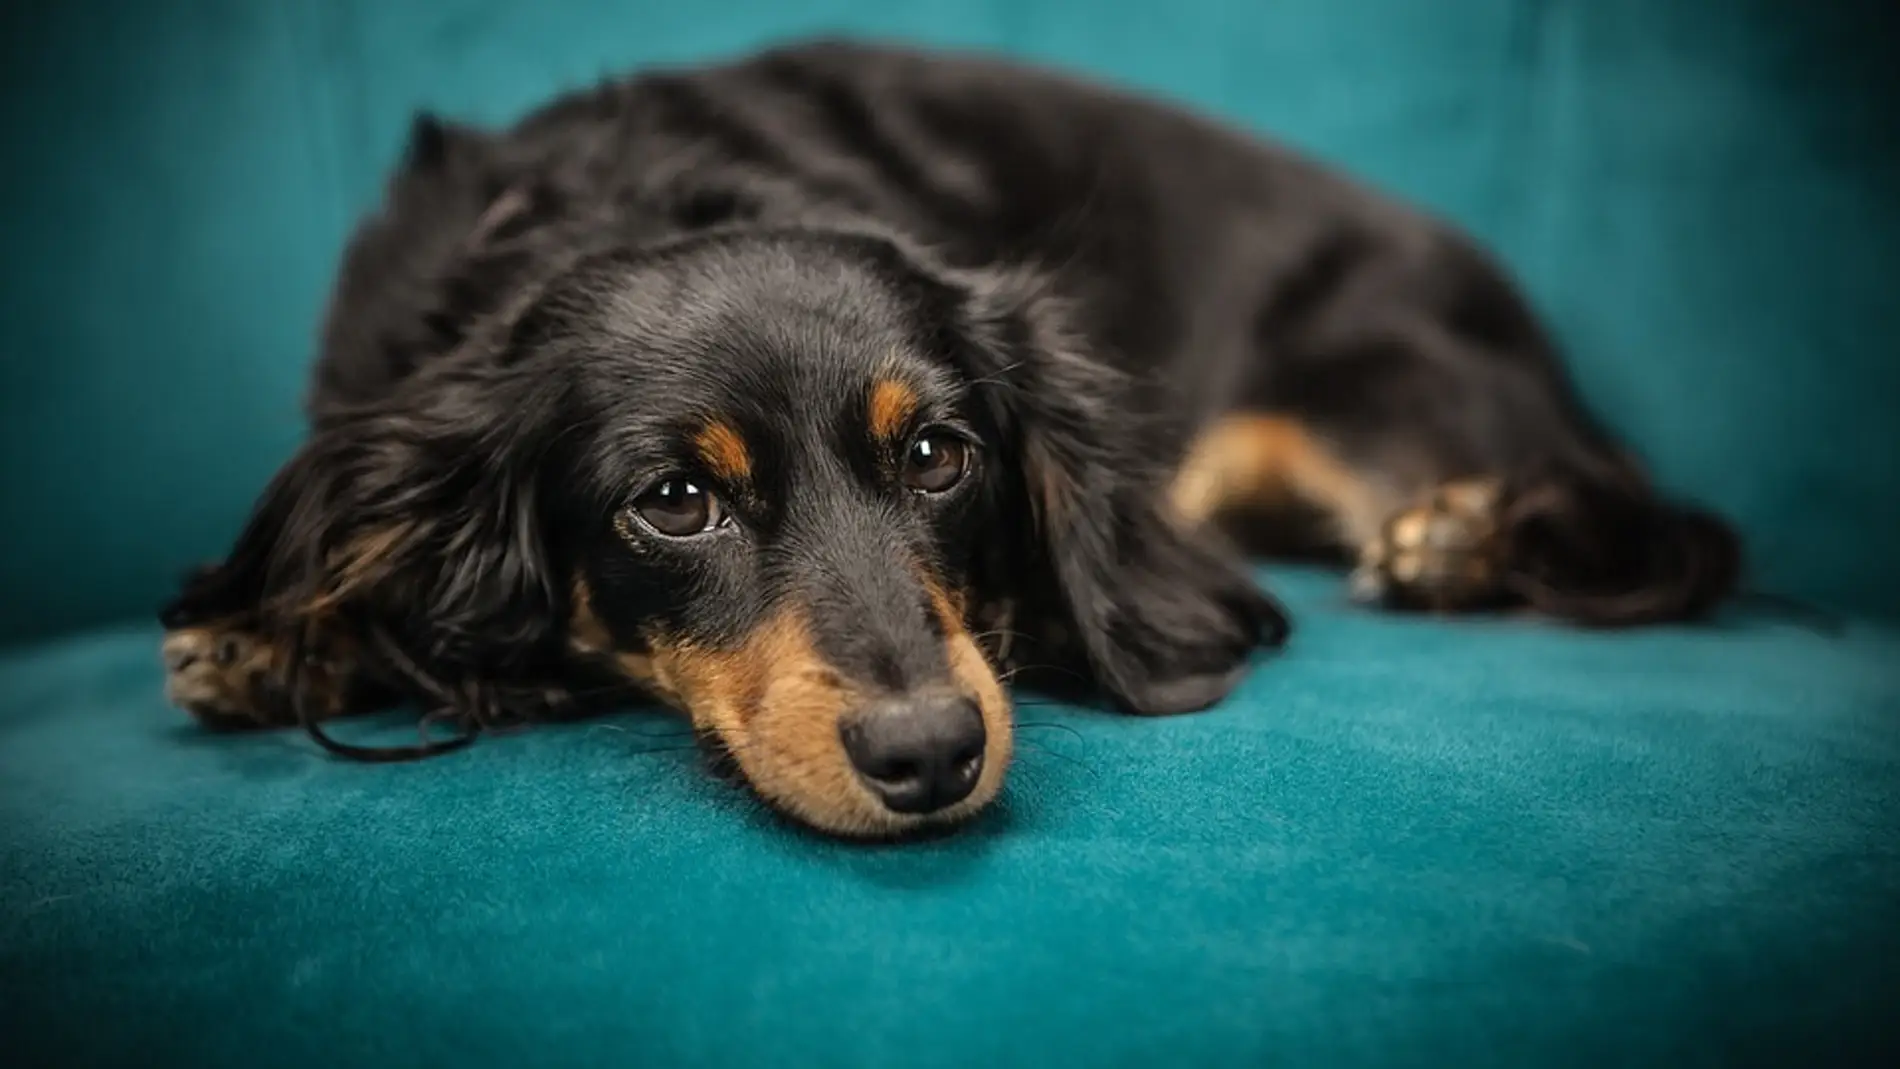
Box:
[172,224,1287,839]
[548,232,1023,836]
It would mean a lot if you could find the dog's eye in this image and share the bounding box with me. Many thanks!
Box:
[902,433,969,494]
[630,479,725,537]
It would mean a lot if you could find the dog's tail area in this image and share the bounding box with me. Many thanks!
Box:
[1498,457,1743,627]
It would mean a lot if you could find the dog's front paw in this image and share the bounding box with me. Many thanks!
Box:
[162,625,292,727]
[1351,478,1508,612]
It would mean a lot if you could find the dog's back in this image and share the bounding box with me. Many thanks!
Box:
[315,40,1428,422]
[311,39,1735,627]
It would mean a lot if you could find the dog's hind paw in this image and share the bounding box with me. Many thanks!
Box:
[1351,478,1508,613]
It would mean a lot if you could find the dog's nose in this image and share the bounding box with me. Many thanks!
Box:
[840,694,986,814]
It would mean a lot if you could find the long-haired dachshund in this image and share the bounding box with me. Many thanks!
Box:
[160,40,1740,838]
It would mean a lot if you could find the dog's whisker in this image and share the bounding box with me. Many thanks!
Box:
[618,741,704,757]
[999,661,1090,685]
[610,725,702,741]
[1010,738,1100,779]
[964,361,1024,389]
[1013,720,1087,745]
[969,627,1034,645]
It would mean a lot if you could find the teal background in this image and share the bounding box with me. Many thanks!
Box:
[1,0,1899,644]
[3,1,1898,1066]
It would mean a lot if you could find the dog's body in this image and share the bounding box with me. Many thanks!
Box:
[161,40,1739,837]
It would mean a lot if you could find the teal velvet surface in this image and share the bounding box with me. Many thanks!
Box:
[4,569,1897,1068]
[1,0,1899,645]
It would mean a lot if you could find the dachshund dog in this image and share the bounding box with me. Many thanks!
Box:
[160,39,1739,838]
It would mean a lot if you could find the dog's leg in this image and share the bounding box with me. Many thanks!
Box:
[1171,412,1495,604]
[1190,229,1739,625]
[1173,408,1737,625]
[162,621,369,729]
[1169,413,1396,549]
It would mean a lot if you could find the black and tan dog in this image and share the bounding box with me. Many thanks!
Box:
[160,40,1739,838]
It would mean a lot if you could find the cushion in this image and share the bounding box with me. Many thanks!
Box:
[5,568,1896,1067]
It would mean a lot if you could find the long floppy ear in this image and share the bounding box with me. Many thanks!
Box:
[947,269,1292,715]
[162,356,570,720]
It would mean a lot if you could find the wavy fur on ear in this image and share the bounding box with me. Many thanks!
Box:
[937,262,1292,715]
[162,355,574,728]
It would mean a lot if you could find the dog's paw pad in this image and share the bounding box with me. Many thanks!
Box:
[162,627,280,726]
[1351,479,1507,611]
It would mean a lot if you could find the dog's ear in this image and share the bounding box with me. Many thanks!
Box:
[946,270,1291,715]
[163,357,568,707]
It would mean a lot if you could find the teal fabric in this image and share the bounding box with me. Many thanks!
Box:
[2,0,1899,645]
[4,569,1898,1067]
[5,1,1900,1066]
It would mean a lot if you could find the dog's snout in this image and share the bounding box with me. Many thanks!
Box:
[840,692,986,815]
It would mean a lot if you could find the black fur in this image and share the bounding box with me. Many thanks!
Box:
[164,40,1739,793]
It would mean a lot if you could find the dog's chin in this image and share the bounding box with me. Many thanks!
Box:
[747,758,1010,842]
[777,787,1001,843]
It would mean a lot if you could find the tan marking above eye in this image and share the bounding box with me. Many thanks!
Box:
[694,420,752,482]
[868,379,920,442]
